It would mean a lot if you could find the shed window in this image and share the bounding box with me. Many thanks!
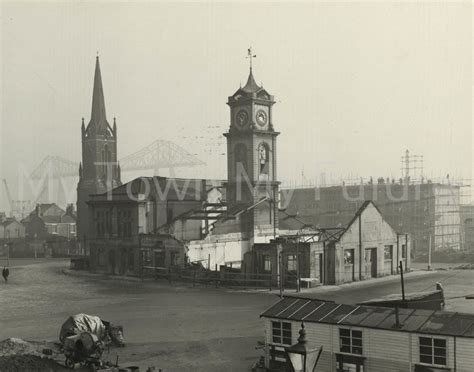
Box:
[419,337,447,366]
[272,321,292,345]
[340,328,363,355]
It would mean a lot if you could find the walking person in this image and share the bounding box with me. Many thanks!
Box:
[2,266,9,283]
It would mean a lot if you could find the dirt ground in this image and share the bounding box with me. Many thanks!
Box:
[0,260,276,371]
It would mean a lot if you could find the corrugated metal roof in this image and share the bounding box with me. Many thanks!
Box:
[261,297,474,338]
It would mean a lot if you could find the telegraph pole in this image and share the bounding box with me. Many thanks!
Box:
[399,261,406,301]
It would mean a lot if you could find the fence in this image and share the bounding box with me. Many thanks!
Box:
[140,265,299,290]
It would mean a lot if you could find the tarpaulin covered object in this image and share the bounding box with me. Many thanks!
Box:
[59,314,107,343]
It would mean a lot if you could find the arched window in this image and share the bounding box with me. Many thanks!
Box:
[235,143,248,173]
[258,143,270,176]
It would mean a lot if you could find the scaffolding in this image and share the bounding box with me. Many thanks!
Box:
[400,149,424,182]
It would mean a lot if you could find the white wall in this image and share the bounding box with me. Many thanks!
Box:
[187,234,251,269]
[263,317,472,372]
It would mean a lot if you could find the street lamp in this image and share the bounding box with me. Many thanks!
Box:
[285,322,323,372]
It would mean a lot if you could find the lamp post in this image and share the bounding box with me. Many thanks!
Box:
[285,322,323,372]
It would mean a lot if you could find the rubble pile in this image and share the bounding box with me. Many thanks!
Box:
[0,338,68,372]
[0,354,63,372]
[0,338,42,357]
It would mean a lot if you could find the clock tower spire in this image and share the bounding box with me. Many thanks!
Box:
[224,50,280,240]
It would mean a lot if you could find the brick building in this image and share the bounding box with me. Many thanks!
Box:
[87,176,219,274]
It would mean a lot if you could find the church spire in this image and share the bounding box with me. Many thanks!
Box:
[90,56,107,124]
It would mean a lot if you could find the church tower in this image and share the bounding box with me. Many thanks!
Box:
[77,56,121,251]
[224,56,279,240]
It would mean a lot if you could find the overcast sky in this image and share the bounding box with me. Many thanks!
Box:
[1,1,472,209]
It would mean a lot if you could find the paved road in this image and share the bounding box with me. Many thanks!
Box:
[0,260,473,371]
[295,266,474,313]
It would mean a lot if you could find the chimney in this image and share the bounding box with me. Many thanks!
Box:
[394,306,403,329]
[66,203,75,216]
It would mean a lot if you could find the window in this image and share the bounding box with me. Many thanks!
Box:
[51,224,58,234]
[118,210,132,237]
[263,255,272,272]
[105,211,112,234]
[96,211,105,237]
[344,249,354,265]
[336,354,365,372]
[340,328,363,355]
[287,254,297,272]
[384,245,393,260]
[272,321,292,345]
[402,244,407,259]
[419,337,447,366]
[141,250,151,266]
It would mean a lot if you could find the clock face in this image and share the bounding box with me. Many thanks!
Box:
[256,110,267,126]
[235,109,249,127]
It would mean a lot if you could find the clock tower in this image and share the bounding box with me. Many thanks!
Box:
[224,61,279,239]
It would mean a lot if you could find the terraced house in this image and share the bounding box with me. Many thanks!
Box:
[261,296,474,372]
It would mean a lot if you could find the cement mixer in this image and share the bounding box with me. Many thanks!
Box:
[63,331,104,369]
[60,313,125,347]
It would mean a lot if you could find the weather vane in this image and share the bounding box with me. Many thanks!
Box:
[246,47,256,70]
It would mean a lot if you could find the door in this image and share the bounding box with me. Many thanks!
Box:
[314,252,323,284]
[370,249,377,277]
[364,248,377,278]
[154,251,166,267]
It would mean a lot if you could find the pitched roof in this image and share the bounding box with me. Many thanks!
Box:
[261,297,474,338]
[279,200,391,243]
[89,176,223,203]
[1,218,20,227]
[22,203,70,224]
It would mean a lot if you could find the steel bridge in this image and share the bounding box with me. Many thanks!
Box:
[29,140,205,180]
